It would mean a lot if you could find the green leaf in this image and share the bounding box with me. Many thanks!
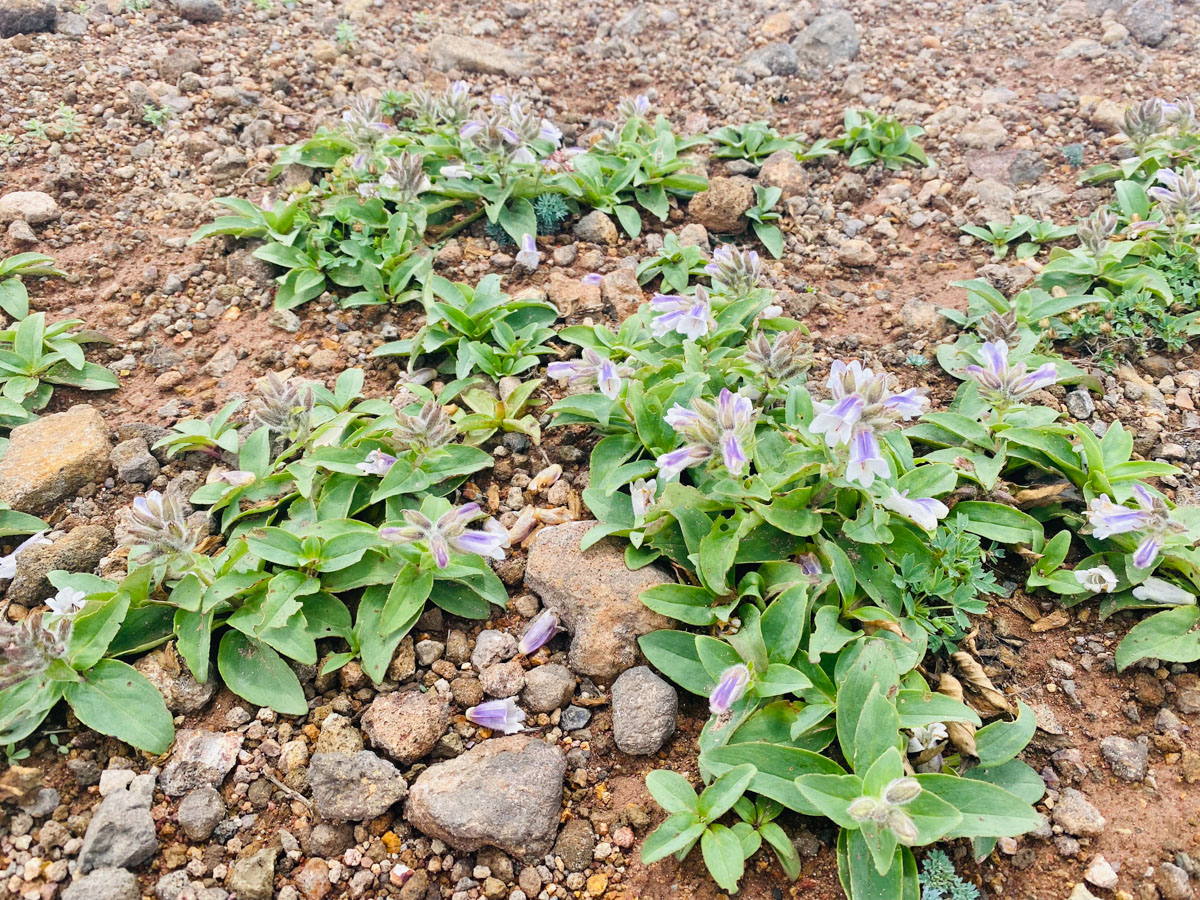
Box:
[698,763,756,822]
[217,630,307,716]
[701,825,746,893]
[67,591,131,670]
[952,501,1043,545]
[793,772,864,830]
[63,659,174,754]
[1115,606,1200,670]
[838,829,915,900]
[974,700,1036,767]
[917,774,1043,839]
[646,770,699,815]
[852,684,901,773]
[641,814,705,865]
[702,742,844,816]
[640,583,721,625]
[640,630,711,695]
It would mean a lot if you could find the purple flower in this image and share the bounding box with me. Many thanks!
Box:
[709,663,751,714]
[1086,484,1184,570]
[466,698,526,734]
[846,429,890,487]
[965,341,1059,403]
[380,503,508,569]
[459,121,485,139]
[1132,577,1196,606]
[650,287,715,341]
[797,553,822,578]
[706,246,763,296]
[810,394,863,447]
[657,388,758,479]
[516,233,541,270]
[356,449,398,477]
[1085,496,1151,539]
[1147,166,1200,219]
[546,348,631,400]
[1133,535,1162,570]
[498,126,521,145]
[440,164,472,180]
[581,273,603,286]
[518,609,562,655]
[881,488,949,531]
[538,119,562,146]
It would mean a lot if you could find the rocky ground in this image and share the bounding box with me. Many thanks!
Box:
[2,0,1200,898]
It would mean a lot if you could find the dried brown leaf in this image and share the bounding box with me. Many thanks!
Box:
[937,673,978,758]
[951,650,1014,716]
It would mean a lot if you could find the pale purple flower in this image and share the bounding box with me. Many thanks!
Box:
[1075,565,1118,593]
[709,663,751,714]
[810,394,862,447]
[466,698,526,734]
[650,286,715,341]
[797,553,822,578]
[881,488,949,531]
[581,273,603,286]
[1133,535,1162,569]
[705,246,763,296]
[45,586,87,616]
[0,532,50,580]
[1132,577,1196,606]
[1148,166,1200,218]
[516,234,541,270]
[510,146,536,165]
[518,609,562,655]
[440,164,472,179]
[218,470,257,487]
[357,449,398,477]
[546,348,631,400]
[1086,484,1183,569]
[846,429,890,487]
[965,341,1059,403]
[1085,495,1152,539]
[498,126,521,145]
[619,94,651,119]
[459,121,485,139]
[657,388,757,479]
[538,119,563,146]
[379,503,507,569]
[630,478,657,522]
[907,722,947,754]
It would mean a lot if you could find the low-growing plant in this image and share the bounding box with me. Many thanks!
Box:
[1082,97,1200,185]
[829,108,929,170]
[23,119,48,142]
[55,105,83,136]
[143,104,171,131]
[962,216,1074,261]
[0,252,64,320]
[744,185,785,258]
[335,20,356,47]
[636,233,709,292]
[707,121,802,165]
[919,850,980,900]
[153,399,245,459]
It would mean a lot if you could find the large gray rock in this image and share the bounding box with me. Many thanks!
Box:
[791,10,859,67]
[362,690,452,765]
[429,34,531,77]
[159,729,243,797]
[745,41,798,76]
[308,751,408,821]
[62,868,139,900]
[405,734,566,859]
[0,405,112,514]
[1099,735,1148,782]
[611,666,678,755]
[524,521,672,681]
[77,773,158,873]
[134,643,216,714]
[522,663,576,713]
[1126,0,1174,46]
[0,0,57,37]
[1052,788,1107,837]
[175,0,224,22]
[0,191,60,225]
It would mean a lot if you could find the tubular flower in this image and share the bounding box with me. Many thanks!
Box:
[709,663,751,714]
[0,613,71,692]
[357,449,398,477]
[907,722,948,754]
[657,389,757,480]
[964,341,1059,404]
[546,348,632,400]
[374,152,432,203]
[706,246,763,297]
[1132,577,1196,606]
[1148,166,1200,220]
[881,489,949,532]
[45,586,87,616]
[650,286,715,341]
[515,233,541,270]
[1084,484,1184,570]
[122,490,205,569]
[618,94,651,120]
[0,532,51,580]
[379,503,507,569]
[630,478,658,522]
[1074,565,1118,594]
[810,360,926,487]
[466,698,526,734]
[518,609,563,656]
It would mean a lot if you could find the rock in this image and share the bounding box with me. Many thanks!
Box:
[522,663,576,713]
[62,868,139,900]
[612,3,645,35]
[472,630,518,669]
[899,299,952,339]
[1058,37,1106,59]
[758,150,810,199]
[688,175,754,235]
[965,149,1045,186]
[1099,735,1148,782]
[0,0,56,36]
[1052,788,1107,837]
[77,773,158,873]
[389,637,417,681]
[111,437,160,484]
[304,822,353,857]
[678,223,709,248]
[414,639,444,666]
[554,817,595,872]
[175,0,224,22]
[561,705,591,730]
[959,117,1009,150]
[294,858,332,900]
[156,49,201,82]
[573,210,619,246]
[228,847,276,900]
[0,192,59,226]
[611,666,677,755]
[134,643,216,714]
[0,406,113,514]
[1127,0,1174,46]
[429,34,531,77]
[1069,884,1099,900]
[836,239,878,267]
[601,268,644,319]
[832,172,868,204]
[7,525,113,606]
[791,10,859,67]
[362,690,452,764]
[971,179,1016,224]
[1085,855,1120,890]
[177,786,225,841]
[159,730,244,797]
[481,659,526,698]
[308,752,408,821]
[7,219,38,245]
[524,521,673,681]
[745,42,798,76]
[1081,97,1126,134]
[1066,389,1096,420]
[314,712,364,756]
[406,734,566,859]
[1156,862,1194,900]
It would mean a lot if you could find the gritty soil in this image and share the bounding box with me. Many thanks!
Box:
[3,0,1200,898]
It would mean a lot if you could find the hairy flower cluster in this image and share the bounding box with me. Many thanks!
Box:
[393,400,458,455]
[744,329,811,387]
[1149,166,1200,222]
[0,613,72,692]
[847,778,923,845]
[658,389,757,480]
[650,286,715,341]
[810,360,926,487]
[408,80,476,128]
[964,341,1058,405]
[1078,210,1118,256]
[460,93,561,163]
[122,490,206,570]
[1085,484,1186,569]
[359,152,431,203]
[252,371,314,438]
[706,246,764,297]
[1123,98,1167,145]
[341,96,391,150]
[975,309,1020,344]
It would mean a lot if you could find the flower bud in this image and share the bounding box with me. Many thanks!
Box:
[882,777,922,806]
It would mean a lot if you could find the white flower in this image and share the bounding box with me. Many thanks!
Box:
[1132,576,1196,606]
[1074,565,1118,594]
[45,586,87,616]
[441,164,472,179]
[907,722,947,754]
[515,233,541,270]
[0,532,51,580]
[881,488,949,531]
[631,478,657,522]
